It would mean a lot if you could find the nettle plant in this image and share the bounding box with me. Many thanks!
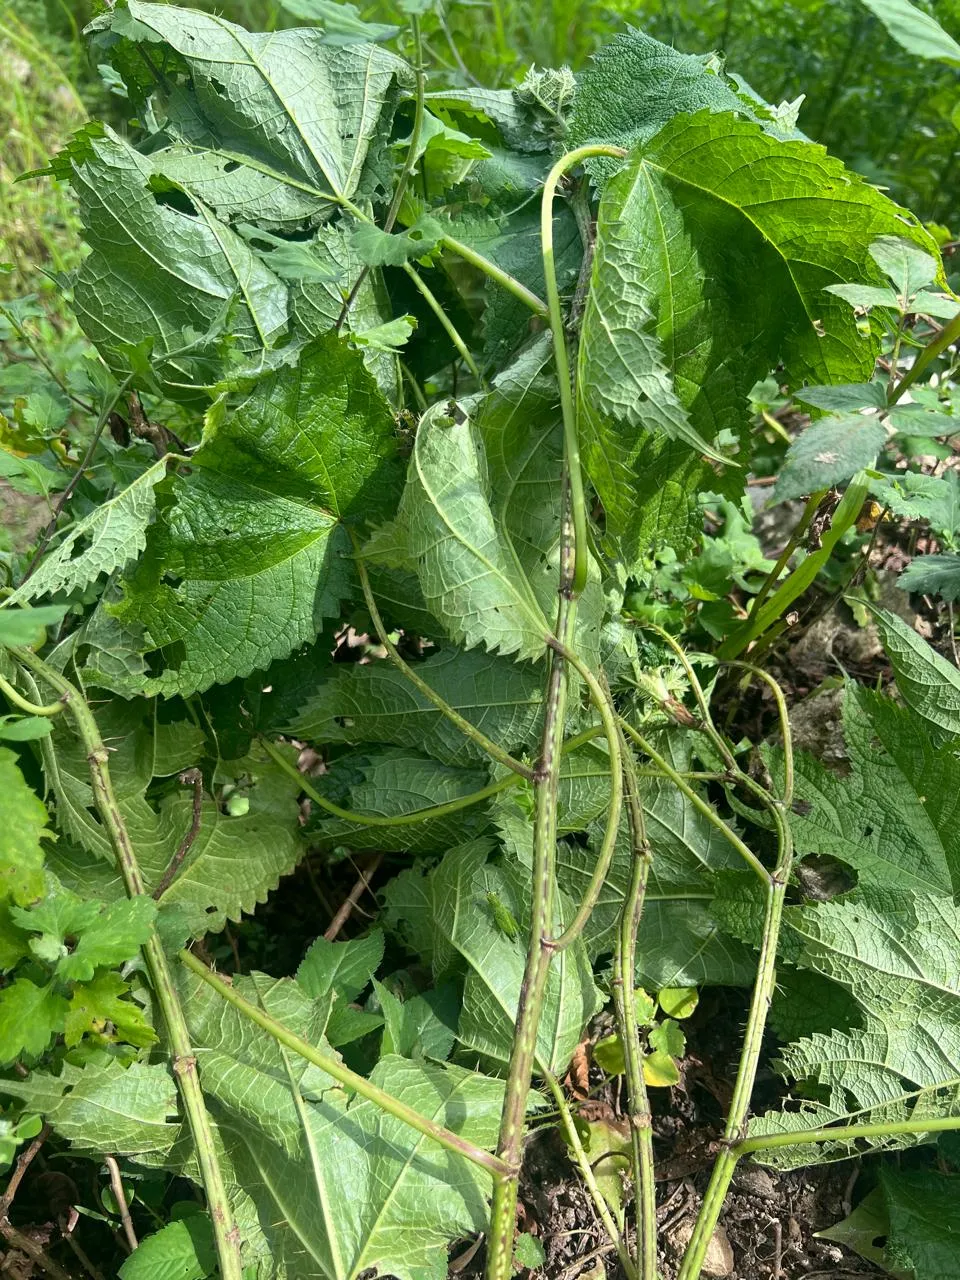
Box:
[4,5,960,1279]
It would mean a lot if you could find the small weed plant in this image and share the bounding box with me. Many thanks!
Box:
[3,2,960,1278]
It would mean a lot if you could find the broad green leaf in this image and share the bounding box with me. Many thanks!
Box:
[867,606,960,737]
[278,0,399,45]
[289,646,543,767]
[753,889,960,1166]
[577,110,935,561]
[0,747,49,907]
[178,967,506,1280]
[881,1168,960,1280]
[384,842,602,1073]
[0,605,68,648]
[869,234,940,296]
[0,1059,179,1155]
[67,127,287,396]
[102,2,412,218]
[781,684,960,894]
[869,469,960,535]
[297,929,384,1002]
[310,749,493,854]
[0,979,69,1063]
[374,979,456,1061]
[773,414,887,504]
[859,0,960,65]
[796,382,888,413]
[394,398,551,661]
[39,704,304,936]
[10,462,167,604]
[11,890,156,982]
[113,337,400,694]
[119,1218,216,1280]
[900,553,960,601]
[64,970,157,1048]
[351,217,444,267]
[826,283,901,310]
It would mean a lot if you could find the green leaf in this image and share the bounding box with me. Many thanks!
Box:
[773,414,887,503]
[658,987,698,1019]
[882,1167,960,1280]
[10,461,168,604]
[278,0,399,45]
[103,1,412,217]
[0,747,49,908]
[866,606,960,737]
[67,127,287,396]
[11,891,156,982]
[374,979,457,1061]
[177,967,507,1280]
[351,216,444,268]
[393,398,551,661]
[0,605,69,648]
[826,283,901,310]
[0,716,54,742]
[119,1217,216,1280]
[384,842,602,1072]
[0,1058,179,1156]
[513,1231,546,1273]
[113,337,400,695]
[297,929,384,1003]
[781,684,960,894]
[289,646,543,767]
[0,979,69,1063]
[753,889,960,1166]
[577,110,932,560]
[796,382,889,413]
[859,0,960,65]
[64,971,158,1049]
[869,234,941,296]
[900,553,960,601]
[869,470,960,535]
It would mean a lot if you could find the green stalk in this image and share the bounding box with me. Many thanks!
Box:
[0,672,66,718]
[612,739,657,1279]
[890,310,960,404]
[543,1072,638,1280]
[676,752,794,1280]
[350,536,534,779]
[618,718,769,885]
[742,490,826,625]
[440,236,549,317]
[179,951,512,1178]
[10,649,243,1280]
[738,1112,960,1156]
[402,263,484,383]
[541,144,626,595]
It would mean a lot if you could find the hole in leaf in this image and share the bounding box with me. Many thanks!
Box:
[150,183,199,217]
[223,160,240,173]
[210,78,227,96]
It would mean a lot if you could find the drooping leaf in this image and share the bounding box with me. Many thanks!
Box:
[773,414,887,504]
[577,110,935,561]
[0,747,49,907]
[779,684,960,894]
[297,929,384,1003]
[9,462,168,604]
[881,1167,960,1280]
[112,337,400,695]
[392,398,551,661]
[867,606,960,738]
[279,0,399,45]
[0,605,69,649]
[859,0,960,65]
[289,646,543,767]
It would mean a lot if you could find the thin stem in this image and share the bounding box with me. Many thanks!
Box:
[104,1157,138,1253]
[549,662,623,950]
[543,1071,638,1280]
[260,734,518,825]
[402,262,484,383]
[179,950,511,1178]
[0,672,66,718]
[722,662,794,807]
[440,236,549,318]
[747,490,826,622]
[738,1112,960,1156]
[153,769,203,899]
[618,718,769,885]
[8,650,243,1280]
[541,145,626,595]
[677,784,793,1280]
[642,624,737,773]
[351,536,534,779]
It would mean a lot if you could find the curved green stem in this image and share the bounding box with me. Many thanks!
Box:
[10,649,243,1280]
[618,717,769,885]
[612,739,657,1279]
[179,950,512,1178]
[350,536,534,780]
[0,671,65,718]
[402,262,484,383]
[440,236,549,318]
[549,659,623,950]
[540,144,626,594]
[738,1112,960,1156]
[721,662,794,808]
[543,1071,638,1280]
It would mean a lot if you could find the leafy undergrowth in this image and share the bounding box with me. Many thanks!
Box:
[2,2,960,1279]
